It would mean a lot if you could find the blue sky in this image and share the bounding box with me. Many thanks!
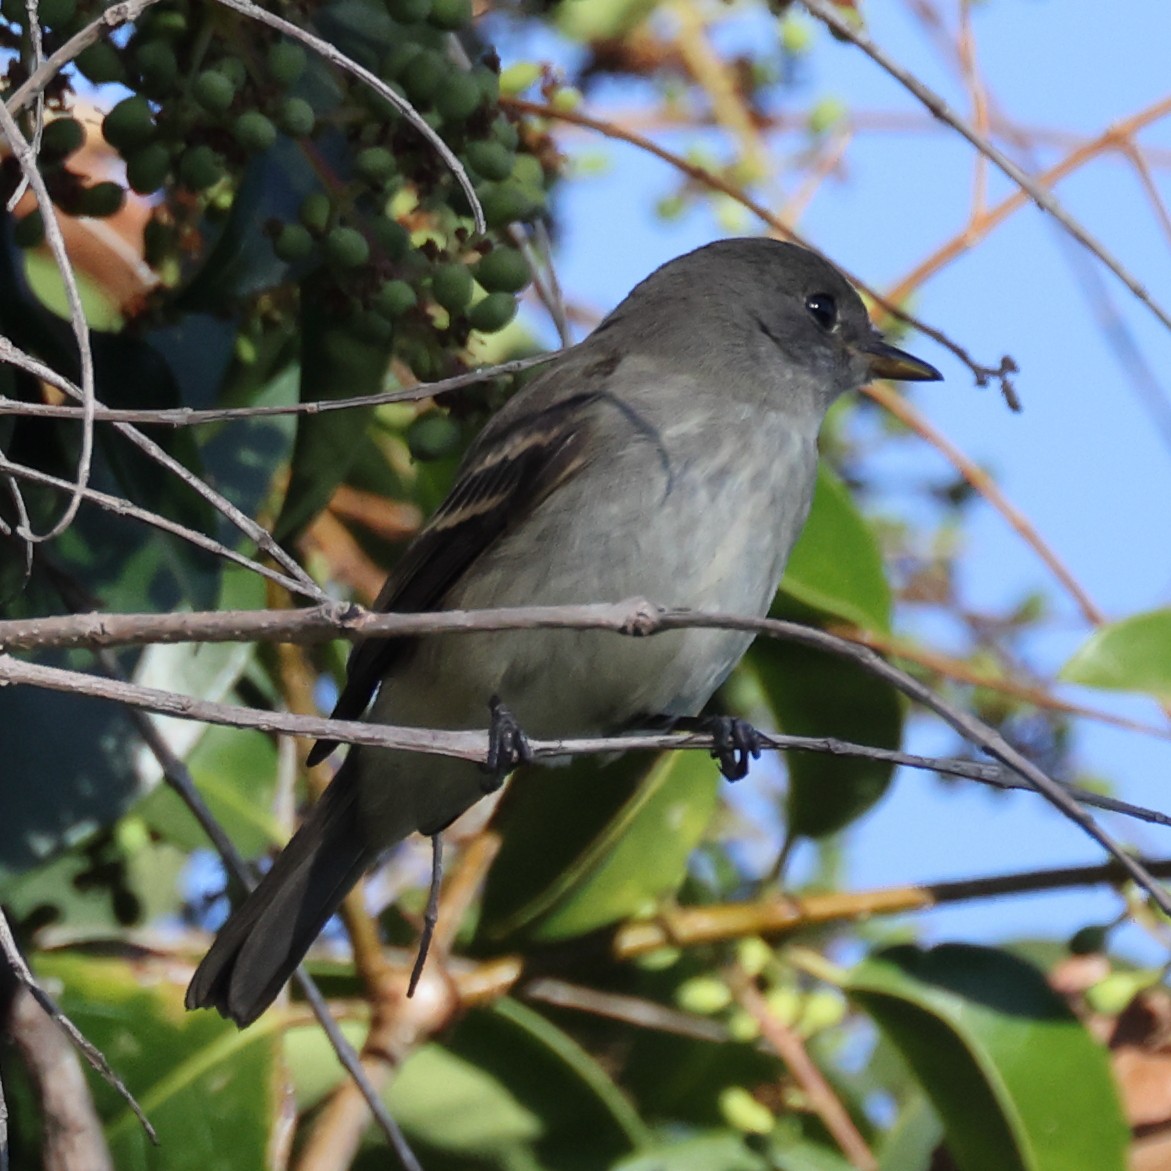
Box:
[499,0,1171,958]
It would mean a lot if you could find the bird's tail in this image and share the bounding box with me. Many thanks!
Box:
[185,769,376,1027]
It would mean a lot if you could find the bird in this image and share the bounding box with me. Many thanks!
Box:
[186,237,941,1026]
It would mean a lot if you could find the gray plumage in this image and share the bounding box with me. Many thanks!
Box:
[186,238,940,1025]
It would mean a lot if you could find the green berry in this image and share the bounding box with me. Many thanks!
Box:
[13,209,44,249]
[387,0,430,22]
[428,0,471,29]
[380,43,422,80]
[372,279,417,318]
[233,111,277,152]
[493,117,519,151]
[125,142,171,194]
[468,291,517,333]
[407,412,461,461]
[371,217,409,260]
[192,69,236,114]
[430,262,473,313]
[134,39,179,96]
[102,96,155,151]
[141,8,187,40]
[78,181,126,218]
[466,140,514,181]
[76,41,126,85]
[277,97,315,137]
[479,180,542,228]
[434,72,481,123]
[324,226,370,268]
[511,153,544,188]
[473,64,500,104]
[350,310,394,345]
[354,146,396,185]
[272,222,314,263]
[474,246,529,293]
[214,56,247,88]
[400,50,445,106]
[178,144,225,190]
[299,192,331,234]
[40,117,84,160]
[266,40,306,86]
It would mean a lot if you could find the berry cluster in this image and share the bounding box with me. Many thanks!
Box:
[3,0,550,374]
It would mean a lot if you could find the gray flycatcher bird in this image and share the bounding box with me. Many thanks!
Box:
[186,237,941,1026]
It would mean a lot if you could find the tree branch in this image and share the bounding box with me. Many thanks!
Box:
[2,597,1168,912]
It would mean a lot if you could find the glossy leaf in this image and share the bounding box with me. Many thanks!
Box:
[746,636,901,839]
[878,1092,944,1171]
[288,999,650,1168]
[43,952,281,1171]
[848,944,1128,1171]
[780,463,892,634]
[273,274,394,540]
[614,1132,767,1171]
[477,749,720,944]
[1059,608,1171,700]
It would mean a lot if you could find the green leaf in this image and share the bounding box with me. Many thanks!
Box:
[288,999,650,1168]
[614,1132,767,1170]
[1059,608,1171,700]
[878,1091,943,1171]
[745,637,901,839]
[273,274,394,540]
[41,952,281,1170]
[848,944,1128,1171]
[780,463,892,633]
[478,749,720,944]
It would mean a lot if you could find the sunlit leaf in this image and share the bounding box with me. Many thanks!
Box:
[848,944,1128,1171]
[1059,608,1171,700]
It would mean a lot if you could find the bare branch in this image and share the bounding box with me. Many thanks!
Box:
[94,647,423,1171]
[0,909,156,1145]
[0,456,320,598]
[6,985,113,1171]
[805,0,1171,335]
[5,0,162,113]
[2,597,1168,912]
[0,354,554,427]
[502,95,1015,396]
[729,966,876,1171]
[0,103,95,545]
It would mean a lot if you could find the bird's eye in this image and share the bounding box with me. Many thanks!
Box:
[805,293,838,332]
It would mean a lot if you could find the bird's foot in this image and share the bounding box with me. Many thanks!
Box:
[704,715,763,781]
[480,695,533,793]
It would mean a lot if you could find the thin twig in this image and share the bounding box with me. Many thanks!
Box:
[865,381,1106,626]
[0,455,320,598]
[5,0,162,113]
[100,650,423,1171]
[0,909,156,1144]
[0,100,95,545]
[729,966,877,1171]
[0,353,554,426]
[209,0,483,233]
[805,0,1171,335]
[6,985,114,1171]
[2,597,1168,911]
[502,95,1012,393]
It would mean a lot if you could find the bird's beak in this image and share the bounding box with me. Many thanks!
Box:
[859,336,942,383]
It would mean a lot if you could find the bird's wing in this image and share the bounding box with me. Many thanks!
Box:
[306,388,602,765]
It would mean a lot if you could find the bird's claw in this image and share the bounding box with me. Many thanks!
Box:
[706,715,763,781]
[481,695,532,793]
